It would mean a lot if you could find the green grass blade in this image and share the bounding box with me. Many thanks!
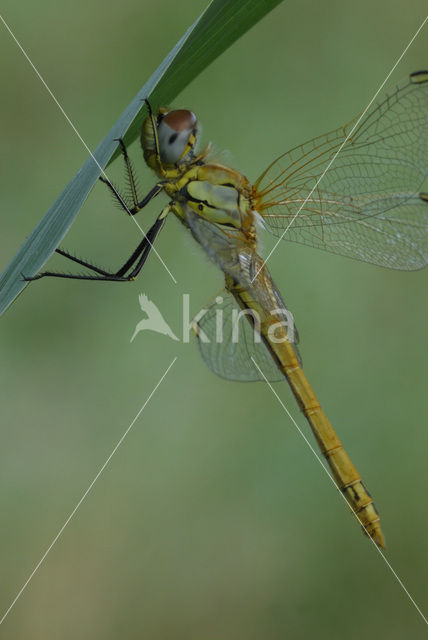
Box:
[0,0,283,317]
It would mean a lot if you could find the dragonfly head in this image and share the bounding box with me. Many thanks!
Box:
[142,107,198,174]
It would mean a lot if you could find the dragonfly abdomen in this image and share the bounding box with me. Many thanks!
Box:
[274,340,386,548]
[228,259,386,549]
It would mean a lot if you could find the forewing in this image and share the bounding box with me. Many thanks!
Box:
[185,207,250,285]
[255,71,428,270]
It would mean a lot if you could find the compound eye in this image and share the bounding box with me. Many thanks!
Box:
[157,109,197,164]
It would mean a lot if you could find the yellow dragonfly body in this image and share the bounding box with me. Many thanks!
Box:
[140,72,428,549]
[30,71,428,548]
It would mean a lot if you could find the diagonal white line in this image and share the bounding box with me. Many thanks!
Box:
[250,356,428,627]
[0,13,177,284]
[0,357,177,627]
[251,14,428,283]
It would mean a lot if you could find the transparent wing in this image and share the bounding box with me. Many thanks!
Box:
[185,207,251,286]
[255,71,428,270]
[185,209,301,381]
[194,290,285,382]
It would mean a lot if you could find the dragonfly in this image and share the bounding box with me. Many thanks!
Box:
[26,70,428,548]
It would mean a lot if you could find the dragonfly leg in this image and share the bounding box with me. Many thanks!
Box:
[115,137,141,211]
[101,136,163,214]
[99,128,163,215]
[99,175,162,216]
[23,206,170,283]
[124,205,169,280]
[144,98,166,176]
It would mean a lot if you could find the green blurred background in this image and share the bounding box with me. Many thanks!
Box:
[1,1,427,637]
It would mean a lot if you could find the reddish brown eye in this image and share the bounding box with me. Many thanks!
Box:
[163,109,197,132]
[157,109,198,164]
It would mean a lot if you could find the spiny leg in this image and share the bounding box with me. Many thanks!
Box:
[99,174,130,213]
[23,244,146,282]
[100,97,165,213]
[116,137,140,210]
[121,205,169,280]
[99,176,162,215]
[24,206,170,283]
[99,133,162,215]
[55,248,113,275]
[144,98,165,176]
